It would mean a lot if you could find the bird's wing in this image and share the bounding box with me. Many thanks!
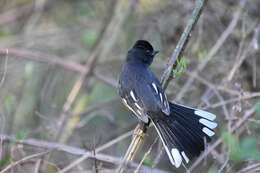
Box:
[147,80,170,115]
[118,81,149,123]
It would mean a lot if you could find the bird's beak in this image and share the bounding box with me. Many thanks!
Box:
[152,50,159,56]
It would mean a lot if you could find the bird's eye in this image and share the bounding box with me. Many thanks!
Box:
[146,50,150,53]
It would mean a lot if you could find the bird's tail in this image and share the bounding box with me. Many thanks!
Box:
[151,102,217,168]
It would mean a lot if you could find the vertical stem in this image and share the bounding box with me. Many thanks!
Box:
[116,123,147,173]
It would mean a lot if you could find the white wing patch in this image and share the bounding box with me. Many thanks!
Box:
[130,90,137,102]
[121,92,149,123]
[152,82,159,94]
[122,98,136,114]
[150,83,170,115]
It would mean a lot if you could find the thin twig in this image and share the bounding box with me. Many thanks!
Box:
[237,162,260,173]
[161,0,208,89]
[176,1,244,101]
[0,134,171,173]
[59,130,134,173]
[0,151,49,173]
[134,137,159,173]
[0,49,8,88]
[203,92,260,109]
[0,48,86,73]
[0,5,32,25]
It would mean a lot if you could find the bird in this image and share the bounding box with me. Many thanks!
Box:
[118,40,217,168]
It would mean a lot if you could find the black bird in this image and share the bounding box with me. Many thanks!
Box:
[118,40,217,168]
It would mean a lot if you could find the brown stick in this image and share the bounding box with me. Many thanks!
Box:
[0,151,49,173]
[0,134,171,173]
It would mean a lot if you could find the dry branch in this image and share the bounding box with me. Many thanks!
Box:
[0,49,85,73]
[0,151,49,173]
[176,1,244,101]
[0,134,171,173]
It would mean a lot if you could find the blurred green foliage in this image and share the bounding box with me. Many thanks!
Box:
[207,167,218,173]
[222,131,260,162]
[0,155,12,168]
[15,129,28,140]
[88,81,116,105]
[172,57,186,77]
[143,155,153,166]
[222,131,240,162]
[81,30,98,47]
[255,101,260,116]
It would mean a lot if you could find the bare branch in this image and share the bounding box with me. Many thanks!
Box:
[161,0,208,89]
[0,134,171,173]
[176,1,245,101]
[0,151,49,173]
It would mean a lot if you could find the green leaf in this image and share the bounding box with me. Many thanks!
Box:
[254,101,260,116]
[172,57,186,77]
[143,155,153,166]
[81,30,98,46]
[250,150,260,160]
[0,29,10,39]
[240,136,256,150]
[0,155,12,167]
[3,93,16,114]
[207,167,218,173]
[24,63,34,78]
[240,136,260,161]
[221,131,241,162]
[15,129,28,140]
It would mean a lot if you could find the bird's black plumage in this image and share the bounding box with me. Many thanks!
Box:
[118,40,217,168]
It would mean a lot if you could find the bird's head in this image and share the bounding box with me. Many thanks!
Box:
[127,40,159,66]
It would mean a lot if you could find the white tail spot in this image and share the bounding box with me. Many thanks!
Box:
[171,148,182,168]
[199,118,217,129]
[152,121,175,166]
[202,127,215,137]
[195,110,216,121]
[181,151,189,163]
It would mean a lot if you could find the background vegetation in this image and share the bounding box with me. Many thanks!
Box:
[0,0,259,172]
